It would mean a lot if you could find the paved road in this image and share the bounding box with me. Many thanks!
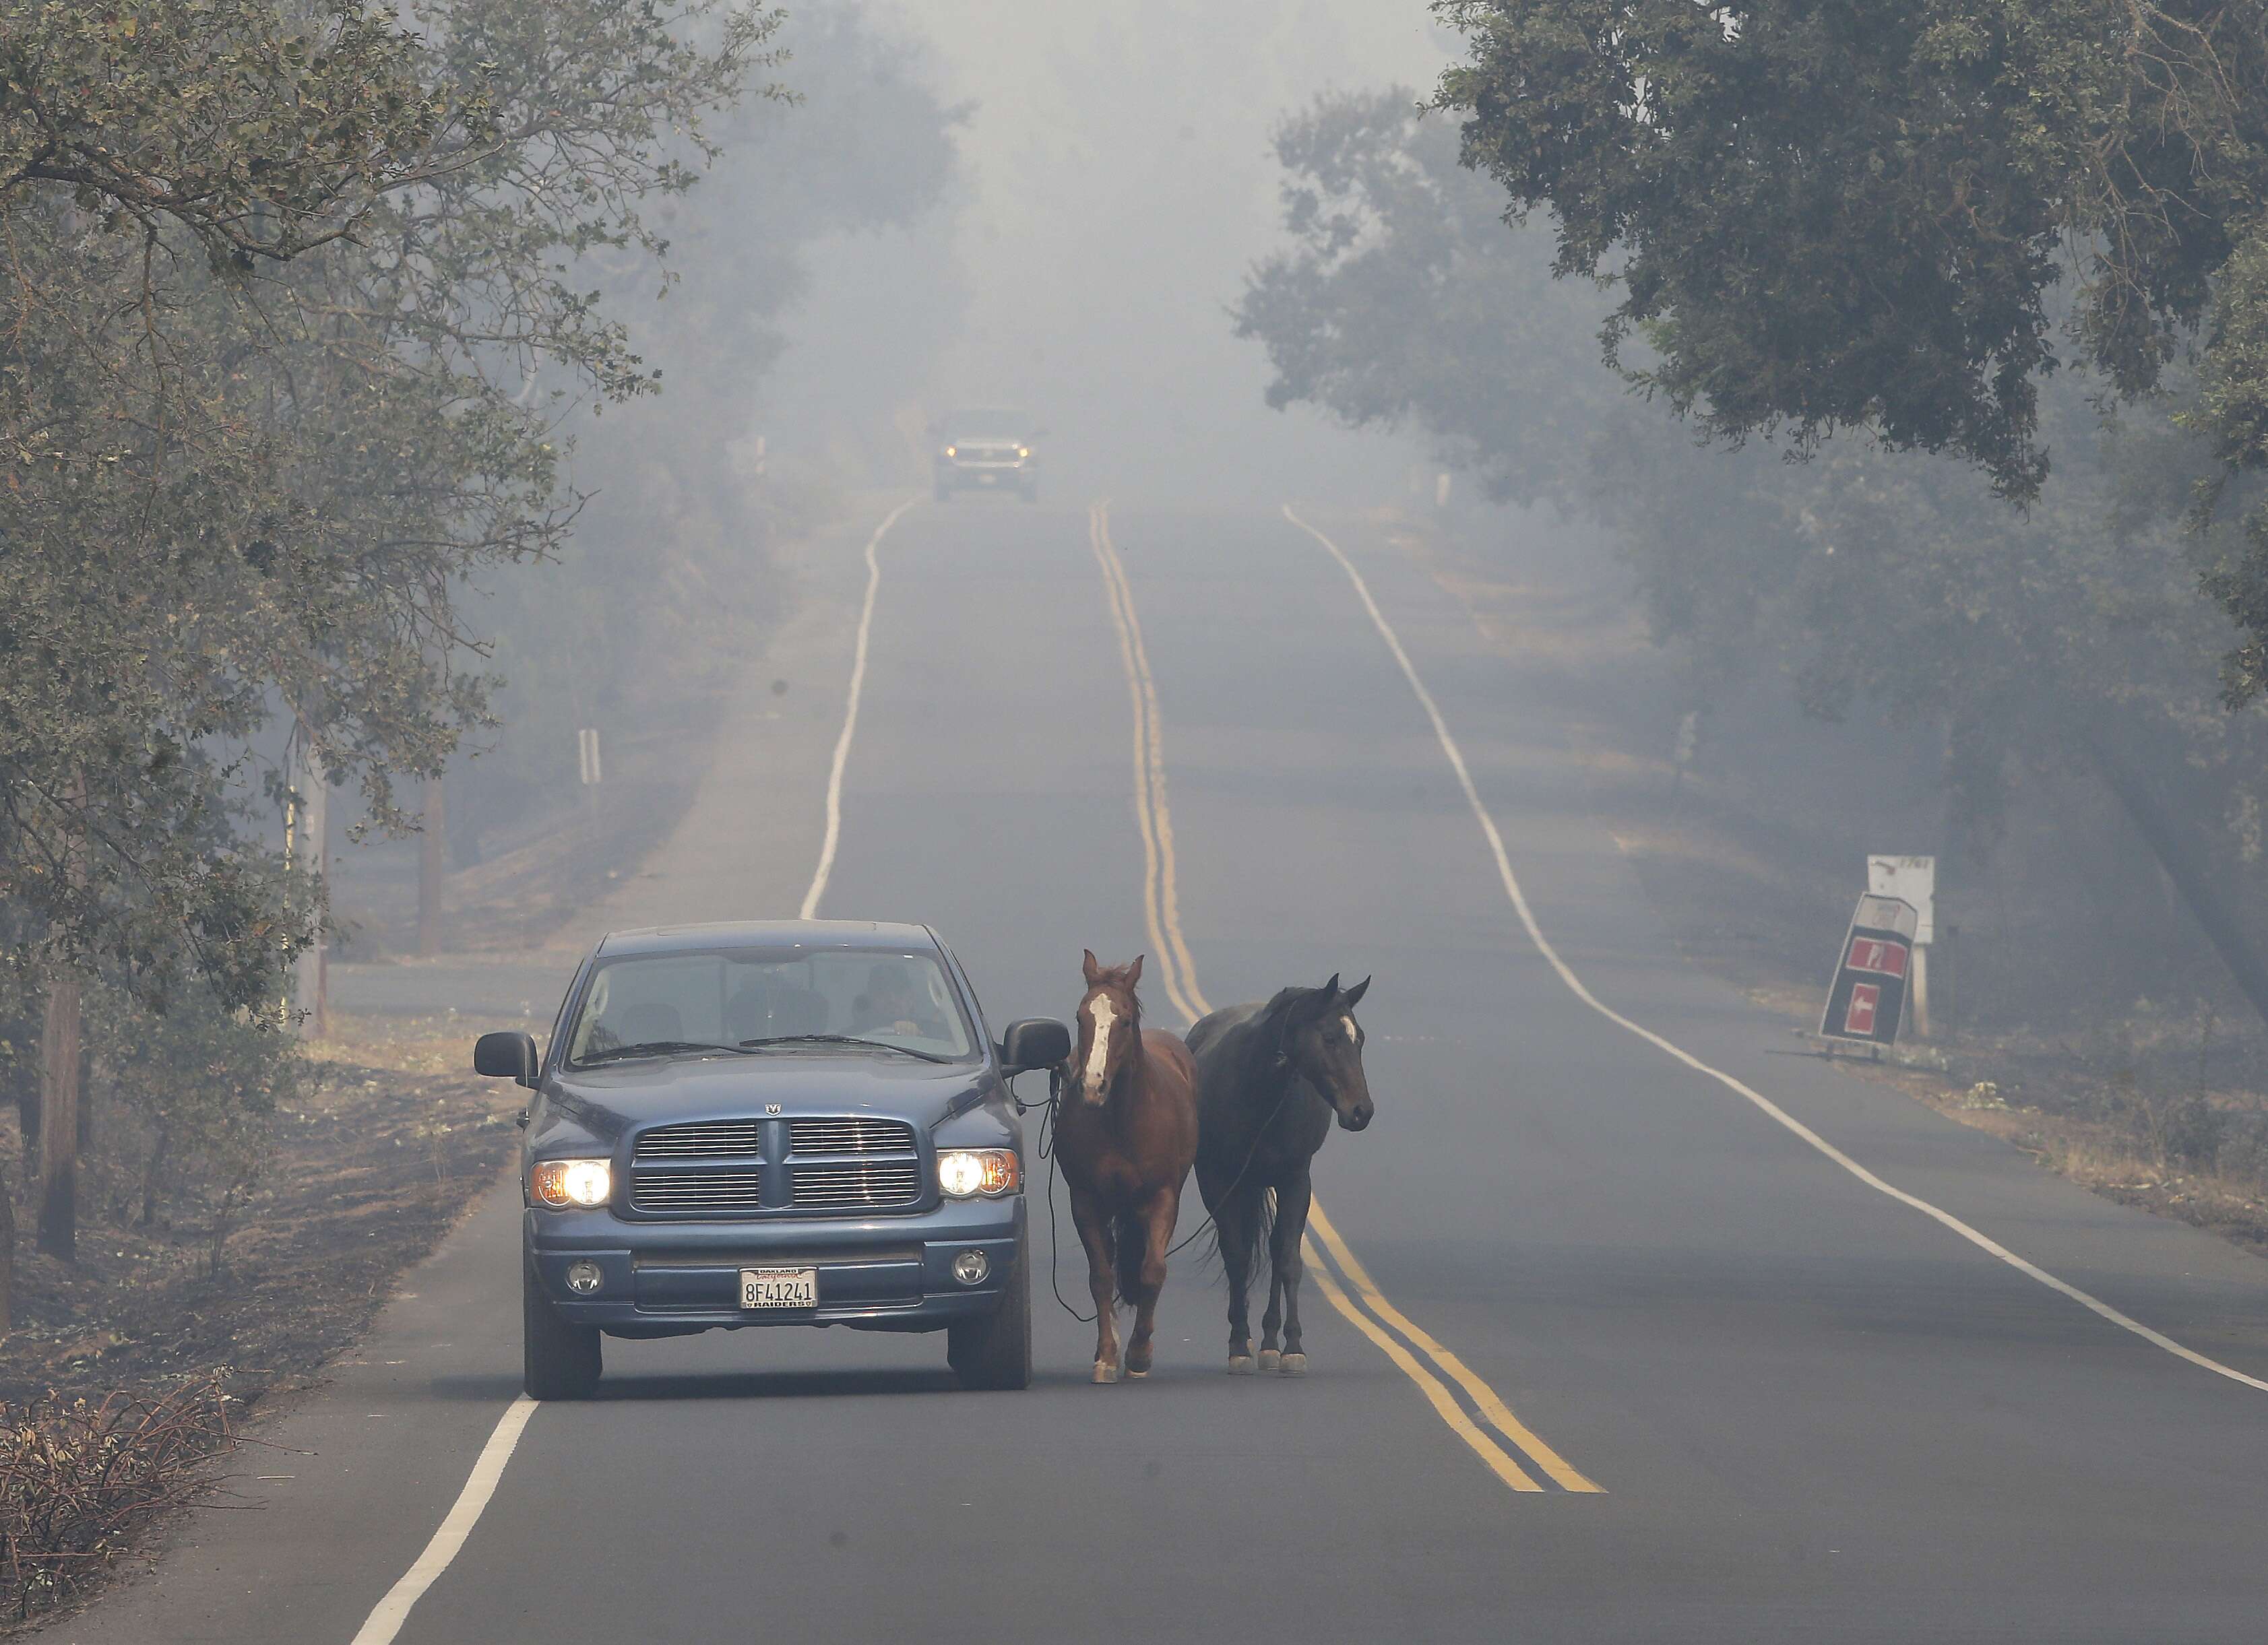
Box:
[60,501,2268,1643]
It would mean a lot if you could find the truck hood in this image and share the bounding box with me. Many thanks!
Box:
[542,1052,990,1147]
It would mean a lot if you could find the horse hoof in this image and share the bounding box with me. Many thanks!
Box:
[1228,1355,1255,1376]
[1257,1349,1282,1372]
[1127,1367,1149,1380]
[1092,1362,1120,1384]
[1279,1353,1308,1377]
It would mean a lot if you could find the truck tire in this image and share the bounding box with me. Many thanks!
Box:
[1019,483,1038,504]
[524,1262,602,1400]
[933,480,953,503]
[947,1244,1032,1390]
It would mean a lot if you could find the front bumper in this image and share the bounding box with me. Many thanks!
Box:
[939,462,1032,488]
[526,1196,1025,1334]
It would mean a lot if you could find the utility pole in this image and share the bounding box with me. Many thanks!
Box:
[418,774,446,958]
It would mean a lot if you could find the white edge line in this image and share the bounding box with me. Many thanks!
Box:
[1279,501,2268,1398]
[802,498,918,920]
[348,1397,539,1645]
[351,496,917,1645]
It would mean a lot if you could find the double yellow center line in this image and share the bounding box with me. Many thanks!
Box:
[1083,501,1599,1496]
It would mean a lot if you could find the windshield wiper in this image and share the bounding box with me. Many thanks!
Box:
[738,1033,953,1064]
[575,1039,753,1066]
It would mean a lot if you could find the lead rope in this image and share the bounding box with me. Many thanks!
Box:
[1012,1056,1298,1308]
[1009,1064,1097,1323]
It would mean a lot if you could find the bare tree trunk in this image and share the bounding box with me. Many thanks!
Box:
[288,723,329,1037]
[2086,734,2268,1031]
[418,774,446,957]
[37,977,80,1260]
[0,1152,14,1334]
[139,1120,170,1229]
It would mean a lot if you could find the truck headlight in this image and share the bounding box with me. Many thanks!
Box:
[532,1158,612,1208]
[937,1149,1019,1198]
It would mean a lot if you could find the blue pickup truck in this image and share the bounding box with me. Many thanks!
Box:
[475,921,1070,1397]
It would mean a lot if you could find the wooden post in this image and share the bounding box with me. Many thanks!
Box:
[1909,945,1931,1039]
[288,730,328,1037]
[36,976,80,1260]
[418,775,446,957]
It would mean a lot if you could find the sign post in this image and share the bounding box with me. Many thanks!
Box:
[1821,893,1919,1050]
[1866,856,1936,1037]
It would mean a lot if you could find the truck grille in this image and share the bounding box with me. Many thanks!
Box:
[790,1117,914,1155]
[635,1120,762,1158]
[631,1168,765,1213]
[790,1159,922,1210]
[625,1114,925,1216]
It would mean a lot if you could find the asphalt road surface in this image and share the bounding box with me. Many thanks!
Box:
[59,501,2268,1644]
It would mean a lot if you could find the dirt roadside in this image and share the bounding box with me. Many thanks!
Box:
[1381,507,2268,1265]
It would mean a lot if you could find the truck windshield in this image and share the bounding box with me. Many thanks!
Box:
[941,410,1031,441]
[566,947,976,1066]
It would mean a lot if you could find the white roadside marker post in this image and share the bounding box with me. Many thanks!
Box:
[1867,855,1936,1040]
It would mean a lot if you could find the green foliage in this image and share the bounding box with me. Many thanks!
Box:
[1,0,464,263]
[0,0,777,1004]
[1433,0,2268,689]
[1238,87,2268,876]
[86,984,303,1257]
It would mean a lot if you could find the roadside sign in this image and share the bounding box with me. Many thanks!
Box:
[1866,855,1934,945]
[1821,893,1918,1046]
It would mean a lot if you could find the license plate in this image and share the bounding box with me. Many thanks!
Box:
[978,472,997,484]
[740,1266,817,1309]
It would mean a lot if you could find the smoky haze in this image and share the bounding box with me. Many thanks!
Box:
[769,1,1452,505]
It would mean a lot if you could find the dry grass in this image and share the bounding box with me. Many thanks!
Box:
[0,1377,233,1624]
[0,1012,522,1404]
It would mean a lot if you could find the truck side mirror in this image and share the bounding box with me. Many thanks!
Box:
[998,1017,1071,1076]
[474,1029,540,1088]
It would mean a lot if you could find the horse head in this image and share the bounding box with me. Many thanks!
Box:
[1071,948,1145,1104]
[1276,973,1375,1131]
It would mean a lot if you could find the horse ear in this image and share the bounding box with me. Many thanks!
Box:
[1082,948,1101,985]
[1344,975,1371,1008]
[1127,953,1145,986]
[1321,972,1342,1000]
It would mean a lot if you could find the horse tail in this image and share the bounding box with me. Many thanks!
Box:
[1112,1211,1147,1302]
[1202,1184,1275,1292]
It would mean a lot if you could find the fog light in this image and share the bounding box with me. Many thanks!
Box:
[565,1260,604,1295]
[951,1249,989,1287]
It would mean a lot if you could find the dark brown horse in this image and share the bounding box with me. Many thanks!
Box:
[1055,951,1201,1383]
[1189,974,1373,1374]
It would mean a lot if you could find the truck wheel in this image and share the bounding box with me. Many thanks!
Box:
[933,481,952,503]
[947,1245,1031,1390]
[524,1262,602,1400]
[1019,484,1038,504]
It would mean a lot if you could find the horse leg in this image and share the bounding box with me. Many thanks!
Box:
[1068,1188,1121,1383]
[1259,1264,1285,1372]
[1212,1184,1259,1374]
[1258,1186,1286,1369]
[1271,1175,1313,1376]
[1122,1186,1177,1378]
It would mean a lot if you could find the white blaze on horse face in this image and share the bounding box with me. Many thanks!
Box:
[1081,994,1117,1100]
[1341,1014,1360,1045]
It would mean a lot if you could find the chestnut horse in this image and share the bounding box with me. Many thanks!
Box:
[1055,950,1201,1383]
